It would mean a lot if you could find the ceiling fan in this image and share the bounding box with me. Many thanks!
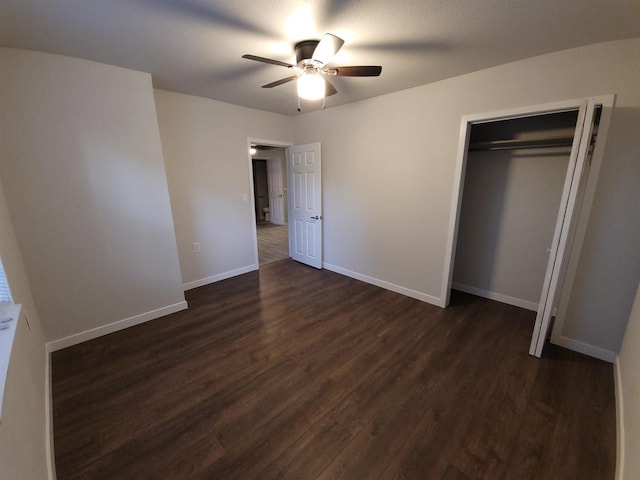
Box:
[242,33,382,109]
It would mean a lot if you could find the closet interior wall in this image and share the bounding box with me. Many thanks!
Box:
[452,111,581,311]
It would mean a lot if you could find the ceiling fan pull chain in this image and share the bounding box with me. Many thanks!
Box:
[322,95,326,110]
[297,95,302,113]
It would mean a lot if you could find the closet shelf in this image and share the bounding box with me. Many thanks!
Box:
[469,135,596,152]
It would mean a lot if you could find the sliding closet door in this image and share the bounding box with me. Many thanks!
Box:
[529,99,598,357]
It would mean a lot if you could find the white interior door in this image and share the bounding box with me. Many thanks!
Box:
[529,99,598,357]
[266,158,285,225]
[287,142,322,269]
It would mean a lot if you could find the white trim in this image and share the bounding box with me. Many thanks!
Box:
[248,138,293,149]
[0,303,22,420]
[182,264,257,291]
[530,99,595,357]
[550,335,617,363]
[614,359,624,480]
[461,98,589,124]
[323,263,443,307]
[441,119,471,307]
[45,344,56,480]
[442,97,588,308]
[452,283,538,311]
[46,301,188,352]
[550,94,616,343]
[248,140,260,267]
[442,95,617,360]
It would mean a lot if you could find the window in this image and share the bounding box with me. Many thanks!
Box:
[0,258,12,304]
[0,256,19,419]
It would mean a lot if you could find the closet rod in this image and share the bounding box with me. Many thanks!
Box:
[469,135,596,152]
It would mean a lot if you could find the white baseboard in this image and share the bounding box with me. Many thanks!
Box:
[452,282,539,311]
[323,263,442,307]
[550,334,617,363]
[614,359,624,480]
[46,301,188,352]
[182,264,258,291]
[45,345,56,480]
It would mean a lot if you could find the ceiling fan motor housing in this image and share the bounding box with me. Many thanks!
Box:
[295,40,320,64]
[242,33,381,100]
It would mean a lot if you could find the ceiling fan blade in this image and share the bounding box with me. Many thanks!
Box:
[262,75,299,88]
[242,54,296,68]
[324,78,338,96]
[312,33,345,65]
[334,66,382,77]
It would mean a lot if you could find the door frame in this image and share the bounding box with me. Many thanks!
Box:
[247,138,293,268]
[440,95,615,355]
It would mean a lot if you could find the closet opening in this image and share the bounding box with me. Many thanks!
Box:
[442,96,614,358]
[453,110,582,311]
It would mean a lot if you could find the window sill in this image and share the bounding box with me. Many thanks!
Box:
[0,303,22,422]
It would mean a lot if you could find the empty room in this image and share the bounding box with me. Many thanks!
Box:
[0,1,639,479]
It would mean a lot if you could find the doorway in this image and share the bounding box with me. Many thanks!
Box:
[442,96,615,358]
[247,139,324,270]
[250,145,289,266]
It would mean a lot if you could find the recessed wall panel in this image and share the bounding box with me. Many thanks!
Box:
[294,220,304,254]
[305,152,315,166]
[306,173,315,211]
[293,172,303,210]
[307,221,316,258]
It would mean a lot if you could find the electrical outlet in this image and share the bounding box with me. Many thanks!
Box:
[193,242,201,253]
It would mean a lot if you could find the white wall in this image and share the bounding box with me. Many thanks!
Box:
[293,38,640,356]
[618,281,640,480]
[0,178,50,478]
[154,90,292,289]
[453,149,569,307]
[0,49,186,343]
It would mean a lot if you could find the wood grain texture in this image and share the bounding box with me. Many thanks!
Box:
[257,223,289,265]
[52,259,615,479]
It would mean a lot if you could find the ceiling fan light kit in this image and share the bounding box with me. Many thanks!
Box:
[297,73,325,100]
[242,33,382,111]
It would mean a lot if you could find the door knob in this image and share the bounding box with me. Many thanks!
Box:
[310,215,323,220]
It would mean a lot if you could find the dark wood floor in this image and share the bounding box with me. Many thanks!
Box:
[52,259,615,480]
[257,222,289,265]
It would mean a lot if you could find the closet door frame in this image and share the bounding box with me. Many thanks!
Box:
[441,94,615,358]
[529,99,595,357]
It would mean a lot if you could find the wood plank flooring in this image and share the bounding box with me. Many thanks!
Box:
[257,223,289,265]
[51,259,615,479]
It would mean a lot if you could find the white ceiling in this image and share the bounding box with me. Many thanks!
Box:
[1,1,639,116]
